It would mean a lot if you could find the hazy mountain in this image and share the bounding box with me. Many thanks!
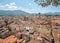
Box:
[0,10,60,15]
[45,12,60,15]
[0,10,29,15]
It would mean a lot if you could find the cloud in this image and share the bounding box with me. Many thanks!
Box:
[28,3,32,6]
[0,2,18,10]
[5,2,17,9]
[0,6,4,8]
[19,7,39,13]
[0,2,39,13]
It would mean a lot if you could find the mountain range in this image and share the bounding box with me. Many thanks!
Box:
[0,10,29,15]
[0,10,60,15]
[45,12,60,15]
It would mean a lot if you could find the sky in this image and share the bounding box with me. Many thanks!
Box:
[0,0,60,13]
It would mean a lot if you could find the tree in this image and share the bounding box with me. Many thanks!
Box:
[34,0,60,7]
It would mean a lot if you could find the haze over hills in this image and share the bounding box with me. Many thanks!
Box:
[0,10,29,15]
[44,12,60,15]
[0,10,60,15]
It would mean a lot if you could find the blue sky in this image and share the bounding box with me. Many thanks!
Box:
[0,0,60,13]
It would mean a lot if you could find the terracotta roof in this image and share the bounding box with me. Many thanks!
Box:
[0,35,17,43]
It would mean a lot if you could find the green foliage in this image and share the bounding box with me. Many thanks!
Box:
[34,0,60,7]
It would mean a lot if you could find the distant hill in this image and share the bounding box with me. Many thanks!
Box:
[45,12,60,15]
[0,10,29,15]
[0,10,60,16]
